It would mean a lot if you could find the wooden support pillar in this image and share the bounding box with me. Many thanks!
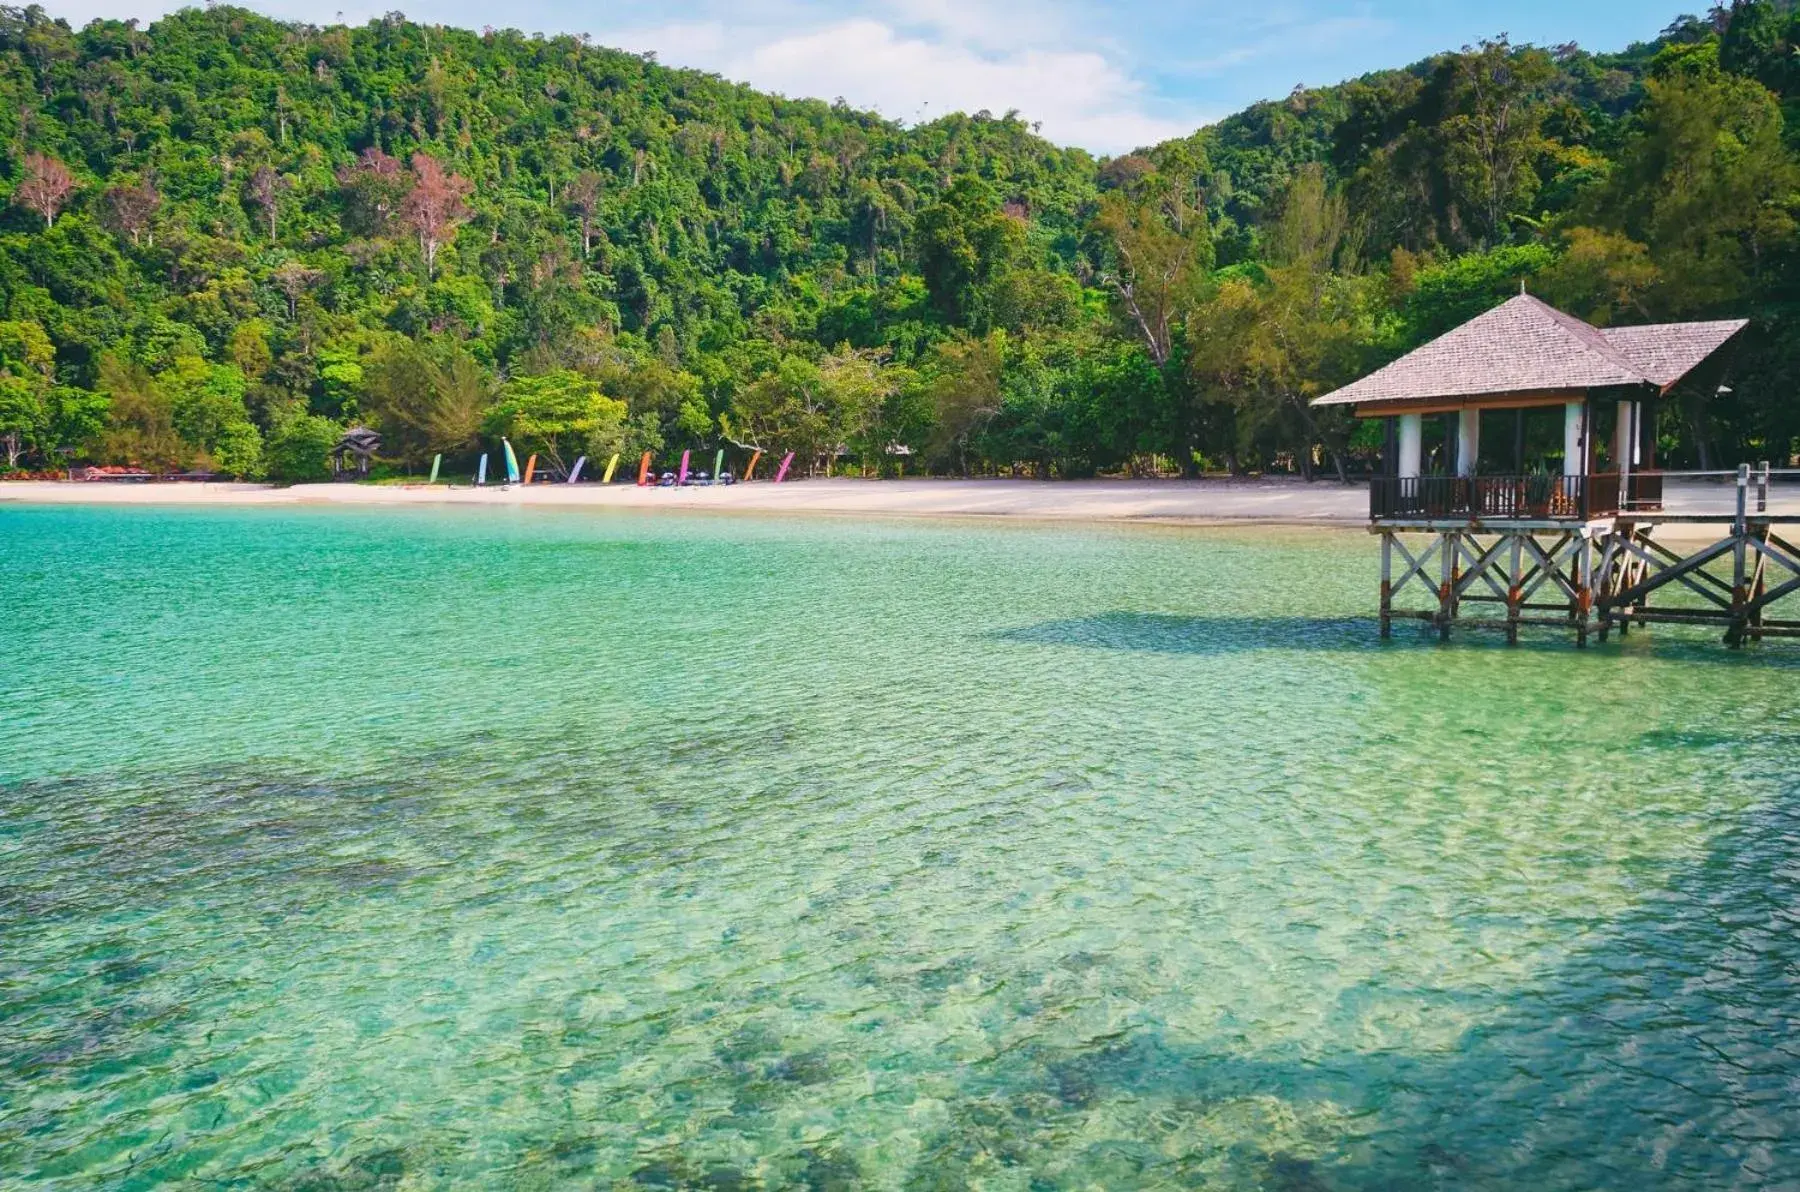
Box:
[1728,465,1750,646]
[1574,532,1593,648]
[1507,532,1523,646]
[1439,530,1455,642]
[1379,531,1393,638]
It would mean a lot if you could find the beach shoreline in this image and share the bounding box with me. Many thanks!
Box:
[0,476,1374,527]
[3,475,1790,540]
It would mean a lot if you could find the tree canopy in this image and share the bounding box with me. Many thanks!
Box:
[0,2,1796,481]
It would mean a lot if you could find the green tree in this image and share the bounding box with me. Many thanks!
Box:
[914,178,1026,328]
[484,370,628,472]
[1585,57,1799,316]
[264,412,342,483]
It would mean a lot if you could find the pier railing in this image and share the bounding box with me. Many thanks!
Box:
[1370,473,1640,521]
[1371,465,1800,523]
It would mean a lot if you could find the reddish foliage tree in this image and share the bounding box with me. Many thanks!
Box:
[14,153,76,228]
[336,146,407,236]
[104,178,160,246]
[401,153,471,278]
[246,165,290,242]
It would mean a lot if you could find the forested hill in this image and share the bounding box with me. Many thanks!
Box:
[0,3,1796,481]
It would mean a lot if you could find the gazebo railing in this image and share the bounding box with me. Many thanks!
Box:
[1370,472,1660,521]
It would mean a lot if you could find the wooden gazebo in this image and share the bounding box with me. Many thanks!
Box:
[1307,295,1800,647]
[1313,294,1745,522]
[330,426,381,480]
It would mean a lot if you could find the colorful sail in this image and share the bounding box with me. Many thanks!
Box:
[714,448,724,481]
[523,453,537,485]
[427,454,441,485]
[637,451,652,486]
[745,450,763,481]
[476,453,488,485]
[678,449,690,485]
[568,456,587,483]
[502,439,522,484]
[774,451,795,483]
[602,453,619,484]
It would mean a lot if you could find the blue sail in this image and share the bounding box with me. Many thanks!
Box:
[502,439,521,484]
[477,454,488,485]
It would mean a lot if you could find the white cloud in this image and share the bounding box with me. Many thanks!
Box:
[40,0,1211,153]
[602,10,1207,154]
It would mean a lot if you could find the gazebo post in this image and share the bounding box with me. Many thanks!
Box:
[1397,414,1422,479]
[1456,409,1480,478]
[1562,401,1584,478]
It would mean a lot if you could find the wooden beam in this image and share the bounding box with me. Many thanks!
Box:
[1353,390,1587,419]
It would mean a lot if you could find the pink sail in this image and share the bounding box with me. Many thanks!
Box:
[678,449,690,485]
[774,451,795,483]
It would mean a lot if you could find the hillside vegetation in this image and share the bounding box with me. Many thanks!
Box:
[0,2,1796,480]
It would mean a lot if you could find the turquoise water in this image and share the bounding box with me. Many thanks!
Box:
[1,504,1797,1190]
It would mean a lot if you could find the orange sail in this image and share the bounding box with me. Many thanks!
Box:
[523,454,537,485]
[637,451,652,486]
[745,450,763,481]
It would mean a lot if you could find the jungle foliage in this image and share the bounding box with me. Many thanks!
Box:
[0,2,1796,481]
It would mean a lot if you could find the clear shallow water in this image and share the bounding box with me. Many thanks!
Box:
[1,504,1797,1190]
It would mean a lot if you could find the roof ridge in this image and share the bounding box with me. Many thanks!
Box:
[1510,294,1648,379]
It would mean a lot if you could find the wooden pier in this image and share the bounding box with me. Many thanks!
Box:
[1308,293,1794,647]
[1376,466,1800,646]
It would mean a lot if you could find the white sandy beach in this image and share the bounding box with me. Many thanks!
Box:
[0,476,1373,524]
[3,475,1793,537]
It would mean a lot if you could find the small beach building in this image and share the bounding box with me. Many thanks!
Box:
[331,426,382,480]
[1312,294,1746,521]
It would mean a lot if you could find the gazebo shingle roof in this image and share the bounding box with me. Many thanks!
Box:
[1312,294,1746,409]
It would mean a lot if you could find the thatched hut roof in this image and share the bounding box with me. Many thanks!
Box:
[1312,294,1746,412]
[334,426,381,454]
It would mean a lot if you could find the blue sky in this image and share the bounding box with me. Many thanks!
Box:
[51,0,1689,153]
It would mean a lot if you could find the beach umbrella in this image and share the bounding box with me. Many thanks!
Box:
[568,456,587,483]
[503,439,522,484]
[678,449,690,485]
[428,454,441,485]
[477,453,488,485]
[602,453,620,484]
[774,451,795,483]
